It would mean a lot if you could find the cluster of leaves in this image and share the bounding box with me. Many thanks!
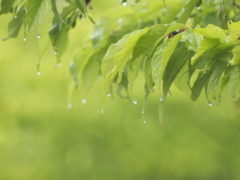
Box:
[2,0,240,110]
[70,0,240,110]
[0,0,93,63]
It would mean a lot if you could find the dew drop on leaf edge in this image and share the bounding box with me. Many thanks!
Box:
[160,97,165,103]
[133,99,138,104]
[208,102,213,107]
[106,92,112,97]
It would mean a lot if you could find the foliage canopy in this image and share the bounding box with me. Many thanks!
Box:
[1,0,240,110]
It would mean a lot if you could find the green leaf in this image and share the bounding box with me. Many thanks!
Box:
[182,28,198,51]
[70,44,93,87]
[174,61,191,95]
[229,65,240,101]
[0,0,15,14]
[217,66,235,101]
[163,42,195,98]
[48,21,70,62]
[229,46,240,65]
[50,0,61,20]
[81,55,101,92]
[101,28,149,92]
[152,34,182,89]
[227,21,240,42]
[191,37,220,65]
[177,0,201,24]
[25,0,50,31]
[144,56,154,93]
[207,61,228,96]
[191,70,213,101]
[3,7,25,40]
[194,24,227,43]
[132,24,167,59]
[75,0,95,24]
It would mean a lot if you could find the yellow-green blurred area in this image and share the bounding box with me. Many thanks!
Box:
[1,1,240,180]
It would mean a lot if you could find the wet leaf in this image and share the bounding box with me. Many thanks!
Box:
[0,0,15,14]
[152,34,182,89]
[229,65,240,101]
[177,0,201,24]
[26,0,50,31]
[191,37,220,65]
[229,46,240,66]
[191,70,213,101]
[163,42,195,98]
[194,24,226,43]
[3,7,25,40]
[101,28,149,92]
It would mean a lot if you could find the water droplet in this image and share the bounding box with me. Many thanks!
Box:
[149,89,154,93]
[160,97,165,103]
[197,7,201,10]
[67,102,72,109]
[82,99,87,104]
[54,51,58,55]
[208,102,213,107]
[141,109,145,114]
[37,35,41,39]
[142,120,147,124]
[14,16,17,19]
[122,2,127,6]
[101,108,104,114]
[23,37,27,42]
[37,71,41,75]
[167,91,171,97]
[133,99,138,104]
[106,92,112,97]
[56,62,62,68]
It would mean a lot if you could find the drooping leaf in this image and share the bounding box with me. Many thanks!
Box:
[217,66,235,102]
[3,7,25,40]
[229,65,240,101]
[25,0,50,31]
[0,0,15,14]
[163,42,195,98]
[177,0,201,24]
[191,70,213,101]
[50,0,61,20]
[228,46,240,66]
[207,61,228,97]
[48,21,70,63]
[75,0,95,24]
[101,28,149,92]
[152,33,182,89]
[174,61,191,95]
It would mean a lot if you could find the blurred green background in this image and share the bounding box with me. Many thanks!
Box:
[1,1,240,180]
